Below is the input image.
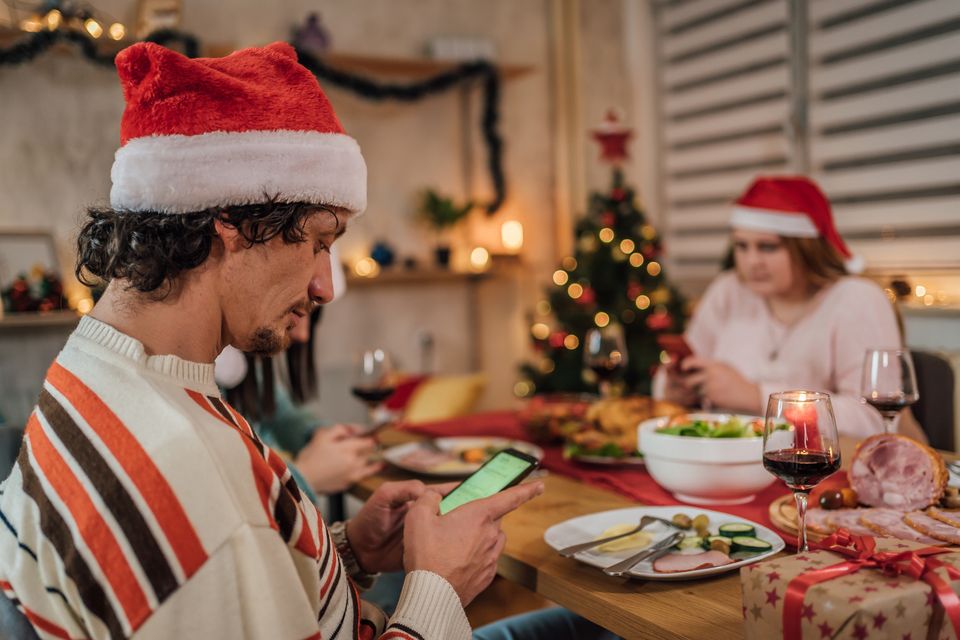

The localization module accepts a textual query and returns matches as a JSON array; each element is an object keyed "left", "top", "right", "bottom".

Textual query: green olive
[
  {"left": 672, "top": 514, "right": 693, "bottom": 529},
  {"left": 691, "top": 514, "right": 709, "bottom": 532}
]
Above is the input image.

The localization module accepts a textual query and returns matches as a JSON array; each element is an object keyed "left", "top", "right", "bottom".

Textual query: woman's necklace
[
  {"left": 768, "top": 321, "right": 800, "bottom": 361},
  {"left": 766, "top": 300, "right": 812, "bottom": 361}
]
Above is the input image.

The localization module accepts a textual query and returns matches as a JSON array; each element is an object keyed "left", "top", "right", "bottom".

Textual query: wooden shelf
[
  {"left": 0, "top": 310, "right": 80, "bottom": 329},
  {"left": 320, "top": 52, "right": 534, "bottom": 81},
  {"left": 347, "top": 269, "right": 490, "bottom": 288}
]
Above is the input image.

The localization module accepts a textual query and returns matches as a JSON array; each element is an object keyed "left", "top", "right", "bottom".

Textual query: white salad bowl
[{"left": 638, "top": 413, "right": 776, "bottom": 505}]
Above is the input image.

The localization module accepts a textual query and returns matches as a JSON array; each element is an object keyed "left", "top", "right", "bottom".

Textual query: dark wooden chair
[{"left": 910, "top": 350, "right": 955, "bottom": 452}]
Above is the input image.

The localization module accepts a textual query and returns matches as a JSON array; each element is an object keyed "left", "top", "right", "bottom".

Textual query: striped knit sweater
[{"left": 0, "top": 317, "right": 470, "bottom": 640}]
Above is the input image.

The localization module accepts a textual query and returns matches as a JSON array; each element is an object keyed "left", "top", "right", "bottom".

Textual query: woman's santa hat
[
  {"left": 110, "top": 42, "right": 365, "bottom": 215},
  {"left": 730, "top": 176, "right": 863, "bottom": 273}
]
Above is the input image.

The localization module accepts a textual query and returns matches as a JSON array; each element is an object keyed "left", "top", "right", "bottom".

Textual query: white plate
[
  {"left": 383, "top": 437, "right": 544, "bottom": 477},
  {"left": 544, "top": 505, "right": 784, "bottom": 580}
]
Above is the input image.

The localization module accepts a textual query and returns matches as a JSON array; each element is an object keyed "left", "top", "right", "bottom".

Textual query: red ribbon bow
[{"left": 783, "top": 528, "right": 960, "bottom": 640}]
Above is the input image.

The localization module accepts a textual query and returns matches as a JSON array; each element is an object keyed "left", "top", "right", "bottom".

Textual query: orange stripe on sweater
[
  {"left": 47, "top": 363, "right": 207, "bottom": 577},
  {"left": 22, "top": 606, "right": 77, "bottom": 640},
  {"left": 301, "top": 634, "right": 321, "bottom": 640},
  {"left": 27, "top": 415, "right": 149, "bottom": 627},
  {"left": 224, "top": 403, "right": 255, "bottom": 437},
  {"left": 185, "top": 389, "right": 236, "bottom": 428}
]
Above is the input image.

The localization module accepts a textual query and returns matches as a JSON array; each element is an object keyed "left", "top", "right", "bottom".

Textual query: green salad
[
  {"left": 656, "top": 416, "right": 763, "bottom": 438},
  {"left": 563, "top": 442, "right": 643, "bottom": 459}
]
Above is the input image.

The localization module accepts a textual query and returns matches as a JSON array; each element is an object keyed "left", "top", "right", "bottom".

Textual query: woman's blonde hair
[{"left": 782, "top": 236, "right": 848, "bottom": 289}]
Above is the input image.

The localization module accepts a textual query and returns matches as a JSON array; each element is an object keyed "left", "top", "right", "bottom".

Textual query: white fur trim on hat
[
  {"left": 729, "top": 206, "right": 819, "bottom": 238},
  {"left": 110, "top": 130, "right": 367, "bottom": 215}
]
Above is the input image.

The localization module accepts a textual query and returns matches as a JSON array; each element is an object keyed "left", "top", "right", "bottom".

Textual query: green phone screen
[{"left": 439, "top": 451, "right": 535, "bottom": 515}]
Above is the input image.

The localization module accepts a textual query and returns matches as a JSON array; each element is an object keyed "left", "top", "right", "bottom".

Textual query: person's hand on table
[
  {"left": 402, "top": 481, "right": 545, "bottom": 606},
  {"left": 294, "top": 424, "right": 383, "bottom": 494},
  {"left": 679, "top": 357, "right": 762, "bottom": 414}
]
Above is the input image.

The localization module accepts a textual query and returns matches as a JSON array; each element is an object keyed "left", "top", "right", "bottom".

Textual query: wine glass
[
  {"left": 860, "top": 349, "right": 919, "bottom": 433},
  {"left": 583, "top": 322, "right": 628, "bottom": 398},
  {"left": 351, "top": 348, "right": 395, "bottom": 428},
  {"left": 762, "top": 391, "right": 841, "bottom": 552}
]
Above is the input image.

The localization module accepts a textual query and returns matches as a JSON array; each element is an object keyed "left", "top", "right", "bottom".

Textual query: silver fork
[
  {"left": 557, "top": 515, "right": 679, "bottom": 558},
  {"left": 603, "top": 531, "right": 686, "bottom": 577}
]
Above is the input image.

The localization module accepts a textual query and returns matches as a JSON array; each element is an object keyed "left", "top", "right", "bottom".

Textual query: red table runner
[{"left": 399, "top": 410, "right": 845, "bottom": 542}]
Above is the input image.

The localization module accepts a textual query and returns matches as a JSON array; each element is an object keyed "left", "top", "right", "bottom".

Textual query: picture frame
[{"left": 0, "top": 229, "right": 60, "bottom": 290}]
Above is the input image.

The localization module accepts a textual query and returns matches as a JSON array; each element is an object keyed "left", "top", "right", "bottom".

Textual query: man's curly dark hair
[{"left": 76, "top": 200, "right": 321, "bottom": 298}]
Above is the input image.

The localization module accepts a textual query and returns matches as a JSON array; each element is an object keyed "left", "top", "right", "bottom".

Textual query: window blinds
[
  {"left": 808, "top": 0, "right": 960, "bottom": 270},
  {"left": 654, "top": 0, "right": 960, "bottom": 292}
]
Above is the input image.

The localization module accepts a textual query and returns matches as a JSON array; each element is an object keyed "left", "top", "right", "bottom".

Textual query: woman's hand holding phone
[{"left": 402, "top": 481, "right": 544, "bottom": 606}]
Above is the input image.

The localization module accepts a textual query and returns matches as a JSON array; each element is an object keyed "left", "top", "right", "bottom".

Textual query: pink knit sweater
[{"left": 685, "top": 272, "right": 900, "bottom": 437}]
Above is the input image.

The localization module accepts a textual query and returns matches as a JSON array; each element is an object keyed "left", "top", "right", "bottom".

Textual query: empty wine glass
[
  {"left": 762, "top": 391, "right": 841, "bottom": 552},
  {"left": 584, "top": 322, "right": 628, "bottom": 398},
  {"left": 860, "top": 349, "right": 919, "bottom": 434},
  {"left": 351, "top": 348, "right": 395, "bottom": 428}
]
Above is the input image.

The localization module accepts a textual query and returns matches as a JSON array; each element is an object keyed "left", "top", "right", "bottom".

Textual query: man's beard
[{"left": 247, "top": 326, "right": 289, "bottom": 356}]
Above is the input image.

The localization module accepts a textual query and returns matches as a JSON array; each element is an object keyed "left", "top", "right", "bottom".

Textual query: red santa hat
[
  {"left": 110, "top": 42, "right": 366, "bottom": 215},
  {"left": 730, "top": 176, "right": 863, "bottom": 273}
]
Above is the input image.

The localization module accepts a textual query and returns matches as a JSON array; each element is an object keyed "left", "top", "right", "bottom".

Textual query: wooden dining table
[{"left": 352, "top": 428, "right": 956, "bottom": 640}]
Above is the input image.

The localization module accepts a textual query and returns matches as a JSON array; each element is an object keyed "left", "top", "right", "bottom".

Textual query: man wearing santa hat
[
  {"left": 660, "top": 176, "right": 907, "bottom": 438},
  {"left": 0, "top": 42, "right": 545, "bottom": 639}
]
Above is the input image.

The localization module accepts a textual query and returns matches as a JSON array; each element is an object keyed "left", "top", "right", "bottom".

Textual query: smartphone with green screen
[{"left": 439, "top": 448, "right": 540, "bottom": 515}]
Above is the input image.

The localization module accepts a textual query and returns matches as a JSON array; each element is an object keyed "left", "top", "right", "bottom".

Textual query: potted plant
[{"left": 417, "top": 189, "right": 473, "bottom": 268}]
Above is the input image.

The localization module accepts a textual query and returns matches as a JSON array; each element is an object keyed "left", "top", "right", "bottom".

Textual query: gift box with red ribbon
[{"left": 741, "top": 529, "right": 960, "bottom": 640}]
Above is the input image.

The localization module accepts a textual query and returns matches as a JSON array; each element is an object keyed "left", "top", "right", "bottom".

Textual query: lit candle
[{"left": 500, "top": 221, "right": 523, "bottom": 253}]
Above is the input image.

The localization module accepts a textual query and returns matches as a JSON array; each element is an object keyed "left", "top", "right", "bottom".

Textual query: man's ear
[{"left": 214, "top": 217, "right": 245, "bottom": 253}]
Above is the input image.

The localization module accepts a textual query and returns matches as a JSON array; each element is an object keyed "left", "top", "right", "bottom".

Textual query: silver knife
[
  {"left": 557, "top": 515, "right": 677, "bottom": 558},
  {"left": 603, "top": 531, "right": 685, "bottom": 577}
]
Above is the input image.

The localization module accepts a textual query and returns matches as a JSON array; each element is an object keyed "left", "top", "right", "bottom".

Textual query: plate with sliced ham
[{"left": 544, "top": 506, "right": 785, "bottom": 580}]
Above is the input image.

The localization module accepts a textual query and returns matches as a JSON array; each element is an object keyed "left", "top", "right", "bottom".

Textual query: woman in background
[{"left": 661, "top": 176, "right": 914, "bottom": 439}]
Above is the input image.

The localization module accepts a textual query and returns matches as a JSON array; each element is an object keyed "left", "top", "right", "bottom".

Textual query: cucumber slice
[
  {"left": 719, "top": 523, "right": 756, "bottom": 538},
  {"left": 731, "top": 536, "right": 773, "bottom": 553}
]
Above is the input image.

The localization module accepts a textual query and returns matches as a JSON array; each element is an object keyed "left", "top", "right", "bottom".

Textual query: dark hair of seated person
[{"left": 75, "top": 199, "right": 318, "bottom": 299}]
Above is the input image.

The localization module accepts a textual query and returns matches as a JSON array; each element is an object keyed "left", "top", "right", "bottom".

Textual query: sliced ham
[
  {"left": 653, "top": 551, "right": 734, "bottom": 573},
  {"left": 859, "top": 508, "right": 947, "bottom": 546},
  {"left": 849, "top": 435, "right": 946, "bottom": 511},
  {"left": 804, "top": 508, "right": 836, "bottom": 534},
  {"left": 903, "top": 511, "right": 960, "bottom": 545},
  {"left": 927, "top": 506, "right": 960, "bottom": 528},
  {"left": 824, "top": 509, "right": 880, "bottom": 537}
]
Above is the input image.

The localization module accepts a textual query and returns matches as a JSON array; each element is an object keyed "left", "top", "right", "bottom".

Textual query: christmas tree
[{"left": 518, "top": 111, "right": 686, "bottom": 397}]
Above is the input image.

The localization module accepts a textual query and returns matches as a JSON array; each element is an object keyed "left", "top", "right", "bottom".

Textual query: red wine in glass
[
  {"left": 865, "top": 394, "right": 916, "bottom": 420},
  {"left": 351, "top": 386, "right": 395, "bottom": 407},
  {"left": 588, "top": 361, "right": 623, "bottom": 383},
  {"left": 763, "top": 449, "right": 840, "bottom": 491}
]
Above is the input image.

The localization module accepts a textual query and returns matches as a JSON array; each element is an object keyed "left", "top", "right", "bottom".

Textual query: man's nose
[{"left": 308, "top": 254, "right": 335, "bottom": 306}]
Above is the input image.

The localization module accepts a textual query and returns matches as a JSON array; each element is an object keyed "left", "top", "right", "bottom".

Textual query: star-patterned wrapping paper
[{"left": 741, "top": 538, "right": 960, "bottom": 640}]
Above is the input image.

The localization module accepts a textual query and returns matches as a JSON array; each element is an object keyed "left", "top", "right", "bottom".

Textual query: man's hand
[
  {"left": 294, "top": 424, "right": 382, "bottom": 494},
  {"left": 680, "top": 357, "right": 762, "bottom": 414},
  {"left": 402, "top": 481, "right": 544, "bottom": 606},
  {"left": 345, "top": 480, "right": 428, "bottom": 574}
]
